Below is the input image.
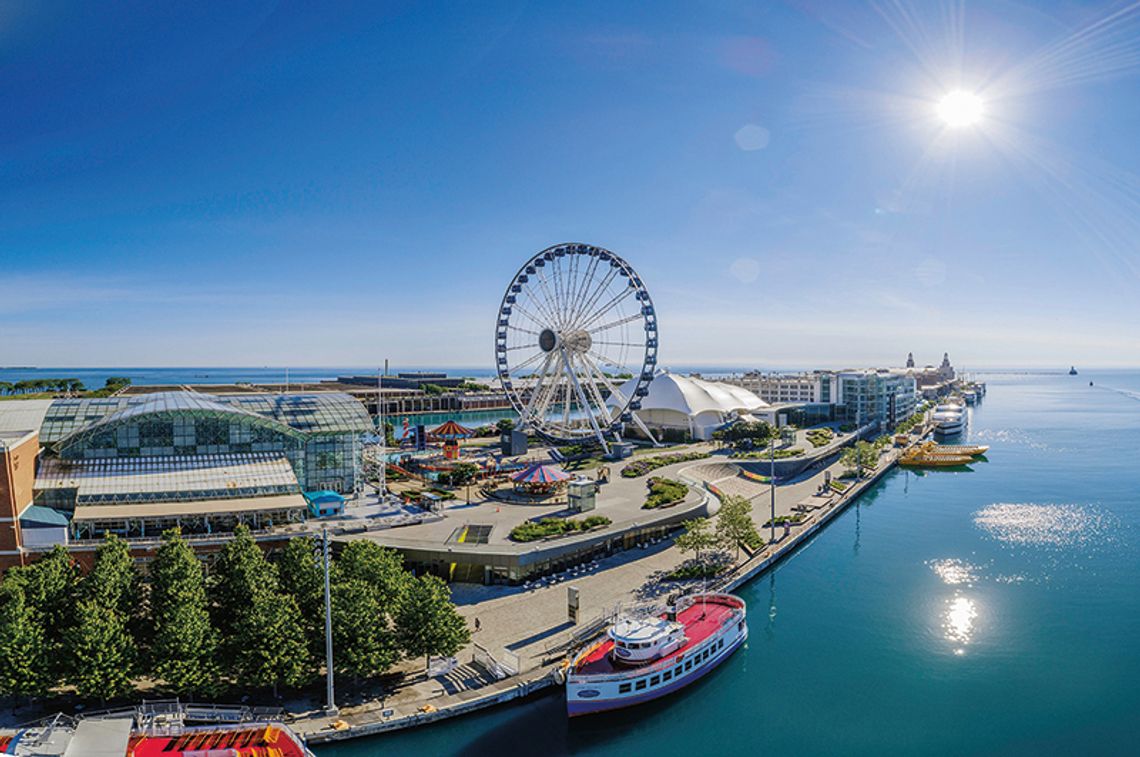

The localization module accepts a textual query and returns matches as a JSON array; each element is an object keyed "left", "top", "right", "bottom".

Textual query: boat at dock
[
  {"left": 0, "top": 703, "right": 314, "bottom": 757},
  {"left": 931, "top": 402, "right": 966, "bottom": 436},
  {"left": 899, "top": 441, "right": 988, "bottom": 468},
  {"left": 566, "top": 592, "right": 747, "bottom": 717}
]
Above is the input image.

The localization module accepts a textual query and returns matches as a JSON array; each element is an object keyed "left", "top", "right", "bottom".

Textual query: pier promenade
[{"left": 297, "top": 439, "right": 912, "bottom": 745}]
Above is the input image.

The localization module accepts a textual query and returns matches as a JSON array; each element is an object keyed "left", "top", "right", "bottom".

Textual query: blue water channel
[{"left": 317, "top": 370, "right": 1140, "bottom": 756}]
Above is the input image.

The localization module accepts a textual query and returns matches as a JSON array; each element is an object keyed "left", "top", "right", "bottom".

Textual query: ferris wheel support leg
[
  {"left": 561, "top": 349, "right": 611, "bottom": 456},
  {"left": 629, "top": 411, "right": 661, "bottom": 447}
]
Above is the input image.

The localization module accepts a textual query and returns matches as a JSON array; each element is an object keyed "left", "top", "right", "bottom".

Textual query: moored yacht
[
  {"left": 566, "top": 593, "right": 747, "bottom": 716},
  {"left": 931, "top": 402, "right": 965, "bottom": 436}
]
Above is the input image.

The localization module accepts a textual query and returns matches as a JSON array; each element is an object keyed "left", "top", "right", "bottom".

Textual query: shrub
[
  {"left": 806, "top": 428, "right": 834, "bottom": 448},
  {"left": 665, "top": 557, "right": 730, "bottom": 580},
  {"left": 829, "top": 480, "right": 849, "bottom": 492},
  {"left": 730, "top": 448, "right": 804, "bottom": 460},
  {"left": 762, "top": 514, "right": 805, "bottom": 528},
  {"left": 643, "top": 478, "right": 689, "bottom": 509},
  {"left": 620, "top": 451, "right": 710, "bottom": 478},
  {"left": 509, "top": 516, "right": 612, "bottom": 542}
]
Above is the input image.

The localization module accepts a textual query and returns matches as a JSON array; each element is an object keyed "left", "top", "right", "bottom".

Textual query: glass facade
[{"left": 39, "top": 391, "right": 371, "bottom": 496}]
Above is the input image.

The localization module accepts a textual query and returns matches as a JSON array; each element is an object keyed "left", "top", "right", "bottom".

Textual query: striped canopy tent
[
  {"left": 510, "top": 462, "right": 573, "bottom": 494},
  {"left": 428, "top": 420, "right": 476, "bottom": 440}
]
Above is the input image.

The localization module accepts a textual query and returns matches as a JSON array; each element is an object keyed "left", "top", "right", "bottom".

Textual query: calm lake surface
[{"left": 316, "top": 370, "right": 1140, "bottom": 756}]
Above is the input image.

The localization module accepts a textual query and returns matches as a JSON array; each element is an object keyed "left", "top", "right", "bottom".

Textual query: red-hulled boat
[
  {"left": 0, "top": 707, "right": 313, "bottom": 756},
  {"left": 566, "top": 592, "right": 747, "bottom": 717}
]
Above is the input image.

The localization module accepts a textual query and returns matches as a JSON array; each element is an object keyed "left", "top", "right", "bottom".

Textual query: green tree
[
  {"left": 8, "top": 546, "right": 80, "bottom": 680},
  {"left": 449, "top": 462, "right": 480, "bottom": 486},
  {"left": 335, "top": 541, "right": 410, "bottom": 610},
  {"left": 150, "top": 529, "right": 218, "bottom": 696},
  {"left": 715, "top": 495, "right": 763, "bottom": 562},
  {"left": 0, "top": 582, "right": 51, "bottom": 703},
  {"left": 840, "top": 446, "right": 860, "bottom": 477},
  {"left": 86, "top": 534, "right": 138, "bottom": 619},
  {"left": 675, "top": 517, "right": 717, "bottom": 566},
  {"left": 331, "top": 580, "right": 398, "bottom": 687},
  {"left": 211, "top": 525, "right": 276, "bottom": 642},
  {"left": 233, "top": 590, "right": 311, "bottom": 698},
  {"left": 65, "top": 598, "right": 136, "bottom": 705},
  {"left": 495, "top": 418, "right": 515, "bottom": 434},
  {"left": 276, "top": 537, "right": 325, "bottom": 655},
  {"left": 395, "top": 574, "right": 470, "bottom": 673},
  {"left": 0, "top": 381, "right": 12, "bottom": 395}
]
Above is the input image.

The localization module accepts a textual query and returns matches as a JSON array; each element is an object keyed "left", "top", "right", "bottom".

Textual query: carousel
[{"left": 510, "top": 462, "right": 573, "bottom": 497}]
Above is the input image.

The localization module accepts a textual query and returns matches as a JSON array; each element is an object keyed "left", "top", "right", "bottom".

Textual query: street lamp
[
  {"left": 769, "top": 435, "right": 776, "bottom": 543},
  {"left": 321, "top": 526, "right": 338, "bottom": 716}
]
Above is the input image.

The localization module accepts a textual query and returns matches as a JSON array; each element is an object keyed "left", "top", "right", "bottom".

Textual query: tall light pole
[
  {"left": 322, "top": 526, "right": 338, "bottom": 716},
  {"left": 377, "top": 366, "right": 386, "bottom": 501},
  {"left": 769, "top": 435, "right": 776, "bottom": 543}
]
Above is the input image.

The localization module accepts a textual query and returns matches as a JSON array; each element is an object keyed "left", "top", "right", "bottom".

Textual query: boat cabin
[{"left": 610, "top": 616, "right": 686, "bottom": 664}]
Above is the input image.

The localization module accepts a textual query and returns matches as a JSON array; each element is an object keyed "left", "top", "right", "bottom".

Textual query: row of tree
[
  {"left": 0, "top": 527, "right": 469, "bottom": 705},
  {"left": 0, "top": 379, "right": 85, "bottom": 395},
  {"left": 840, "top": 438, "right": 890, "bottom": 478},
  {"left": 675, "top": 495, "right": 764, "bottom": 566},
  {"left": 0, "top": 377, "right": 132, "bottom": 397},
  {"left": 711, "top": 420, "right": 776, "bottom": 450}
]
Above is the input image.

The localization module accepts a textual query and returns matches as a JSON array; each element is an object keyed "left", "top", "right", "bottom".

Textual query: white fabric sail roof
[{"left": 611, "top": 370, "right": 769, "bottom": 417}]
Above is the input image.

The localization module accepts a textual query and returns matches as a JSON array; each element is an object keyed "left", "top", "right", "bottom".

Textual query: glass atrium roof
[{"left": 39, "top": 391, "right": 372, "bottom": 444}]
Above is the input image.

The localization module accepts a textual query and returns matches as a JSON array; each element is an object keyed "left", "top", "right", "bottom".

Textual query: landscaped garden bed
[
  {"left": 620, "top": 451, "right": 710, "bottom": 478},
  {"left": 731, "top": 448, "right": 804, "bottom": 460},
  {"left": 643, "top": 477, "right": 689, "bottom": 509},
  {"left": 806, "top": 428, "right": 834, "bottom": 448},
  {"left": 509, "top": 515, "right": 612, "bottom": 542},
  {"left": 762, "top": 513, "right": 806, "bottom": 528}
]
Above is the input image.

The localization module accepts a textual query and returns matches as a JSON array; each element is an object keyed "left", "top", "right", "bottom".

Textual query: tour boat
[{"left": 565, "top": 592, "right": 747, "bottom": 717}]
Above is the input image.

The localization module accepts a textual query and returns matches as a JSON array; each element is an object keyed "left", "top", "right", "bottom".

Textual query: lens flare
[{"left": 936, "top": 90, "right": 984, "bottom": 127}]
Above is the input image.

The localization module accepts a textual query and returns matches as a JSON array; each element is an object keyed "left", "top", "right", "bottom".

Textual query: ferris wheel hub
[{"left": 561, "top": 329, "right": 592, "bottom": 354}]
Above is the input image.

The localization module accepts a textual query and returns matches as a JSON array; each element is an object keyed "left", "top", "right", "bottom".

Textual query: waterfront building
[
  {"left": 834, "top": 369, "right": 917, "bottom": 429},
  {"left": 721, "top": 368, "right": 917, "bottom": 430},
  {"left": 721, "top": 371, "right": 837, "bottom": 405},
  {"left": 907, "top": 352, "right": 957, "bottom": 399},
  {"left": 0, "top": 390, "right": 371, "bottom": 570}
]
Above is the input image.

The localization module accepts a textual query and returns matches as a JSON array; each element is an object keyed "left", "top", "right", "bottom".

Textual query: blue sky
[{"left": 3, "top": 0, "right": 1139, "bottom": 369}]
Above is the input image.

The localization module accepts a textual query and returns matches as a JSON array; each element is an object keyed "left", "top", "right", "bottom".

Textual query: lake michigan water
[{"left": 312, "top": 370, "right": 1140, "bottom": 756}]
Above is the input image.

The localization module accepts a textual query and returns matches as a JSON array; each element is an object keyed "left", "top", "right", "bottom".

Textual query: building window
[
  {"left": 619, "top": 683, "right": 631, "bottom": 694},
  {"left": 635, "top": 680, "right": 647, "bottom": 691},
  {"left": 650, "top": 675, "right": 660, "bottom": 686},
  {"left": 663, "top": 671, "right": 672, "bottom": 681}
]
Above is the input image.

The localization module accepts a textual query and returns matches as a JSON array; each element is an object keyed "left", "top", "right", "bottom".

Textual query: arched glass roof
[{"left": 40, "top": 390, "right": 372, "bottom": 445}]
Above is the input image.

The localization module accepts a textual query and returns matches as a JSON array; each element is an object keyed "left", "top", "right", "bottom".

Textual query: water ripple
[
  {"left": 927, "top": 558, "right": 981, "bottom": 586},
  {"left": 973, "top": 503, "right": 1119, "bottom": 548}
]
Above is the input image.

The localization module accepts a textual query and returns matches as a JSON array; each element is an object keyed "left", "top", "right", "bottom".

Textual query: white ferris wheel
[{"left": 494, "top": 243, "right": 659, "bottom": 453}]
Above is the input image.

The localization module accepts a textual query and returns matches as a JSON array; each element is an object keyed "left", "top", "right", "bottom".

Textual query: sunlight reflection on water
[
  {"left": 974, "top": 503, "right": 1118, "bottom": 548},
  {"left": 927, "top": 558, "right": 980, "bottom": 586}
]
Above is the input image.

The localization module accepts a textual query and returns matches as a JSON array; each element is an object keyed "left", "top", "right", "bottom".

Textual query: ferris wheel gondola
[{"left": 494, "top": 243, "right": 659, "bottom": 453}]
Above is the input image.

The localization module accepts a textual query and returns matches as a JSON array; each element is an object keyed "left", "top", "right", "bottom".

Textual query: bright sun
[{"left": 937, "top": 90, "right": 984, "bottom": 127}]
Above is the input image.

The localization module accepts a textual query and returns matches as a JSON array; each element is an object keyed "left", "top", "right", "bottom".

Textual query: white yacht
[{"left": 931, "top": 402, "right": 966, "bottom": 436}]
